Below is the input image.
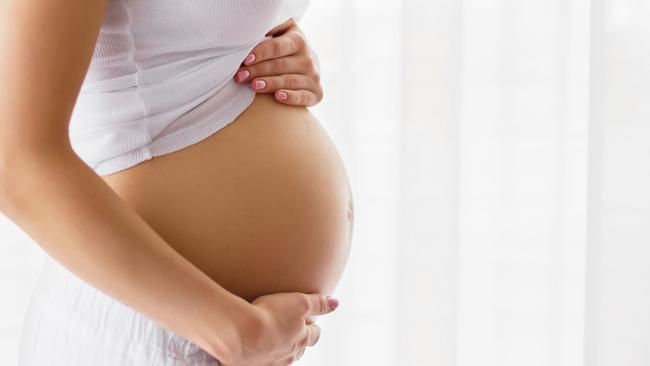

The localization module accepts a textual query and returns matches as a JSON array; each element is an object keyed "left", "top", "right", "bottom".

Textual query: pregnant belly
[{"left": 100, "top": 93, "right": 353, "bottom": 303}]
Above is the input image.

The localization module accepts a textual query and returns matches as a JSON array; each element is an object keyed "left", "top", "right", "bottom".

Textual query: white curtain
[
  {"left": 2, "top": 0, "right": 650, "bottom": 365},
  {"left": 300, "top": 0, "right": 649, "bottom": 365}
]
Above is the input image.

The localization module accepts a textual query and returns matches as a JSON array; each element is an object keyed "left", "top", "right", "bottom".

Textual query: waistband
[{"left": 29, "top": 257, "right": 219, "bottom": 364}]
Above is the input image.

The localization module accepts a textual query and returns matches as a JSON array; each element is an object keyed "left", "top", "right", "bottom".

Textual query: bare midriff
[{"left": 100, "top": 93, "right": 353, "bottom": 303}]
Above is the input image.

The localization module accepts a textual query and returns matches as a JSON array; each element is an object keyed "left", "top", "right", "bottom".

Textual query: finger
[
  {"left": 295, "top": 348, "right": 306, "bottom": 361},
  {"left": 250, "top": 74, "right": 317, "bottom": 94},
  {"left": 303, "top": 294, "right": 338, "bottom": 316},
  {"left": 305, "top": 315, "right": 316, "bottom": 325},
  {"left": 277, "top": 352, "right": 302, "bottom": 365},
  {"left": 243, "top": 31, "right": 305, "bottom": 65},
  {"left": 306, "top": 324, "right": 321, "bottom": 347},
  {"left": 265, "top": 17, "right": 297, "bottom": 37},
  {"left": 237, "top": 55, "right": 314, "bottom": 81},
  {"left": 274, "top": 89, "right": 321, "bottom": 107}
]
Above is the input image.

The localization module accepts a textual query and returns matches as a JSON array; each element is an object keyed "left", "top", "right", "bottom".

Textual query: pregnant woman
[{"left": 0, "top": 0, "right": 353, "bottom": 365}]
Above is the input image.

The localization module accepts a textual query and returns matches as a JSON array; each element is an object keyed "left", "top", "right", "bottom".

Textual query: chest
[{"left": 123, "top": 0, "right": 285, "bottom": 48}]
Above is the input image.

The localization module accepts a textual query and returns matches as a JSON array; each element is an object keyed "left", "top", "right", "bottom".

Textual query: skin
[
  {"left": 101, "top": 93, "right": 353, "bottom": 304},
  {"left": 0, "top": 1, "right": 349, "bottom": 365},
  {"left": 234, "top": 17, "right": 324, "bottom": 107}
]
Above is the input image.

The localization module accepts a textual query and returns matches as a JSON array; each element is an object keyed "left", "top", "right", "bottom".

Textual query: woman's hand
[
  {"left": 234, "top": 17, "right": 323, "bottom": 107},
  {"left": 221, "top": 292, "right": 339, "bottom": 365}
]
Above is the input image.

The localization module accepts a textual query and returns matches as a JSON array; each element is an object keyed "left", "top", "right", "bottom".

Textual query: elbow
[
  {"left": 0, "top": 146, "right": 75, "bottom": 215},
  {"left": 0, "top": 166, "right": 18, "bottom": 216},
  {"left": 0, "top": 152, "right": 17, "bottom": 211},
  {"left": 0, "top": 153, "right": 27, "bottom": 215}
]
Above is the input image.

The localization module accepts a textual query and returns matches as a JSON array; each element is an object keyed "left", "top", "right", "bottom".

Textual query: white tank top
[{"left": 68, "top": 0, "right": 310, "bottom": 176}]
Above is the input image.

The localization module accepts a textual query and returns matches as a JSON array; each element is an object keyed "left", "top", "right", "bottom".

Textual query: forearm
[{"left": 0, "top": 146, "right": 256, "bottom": 361}]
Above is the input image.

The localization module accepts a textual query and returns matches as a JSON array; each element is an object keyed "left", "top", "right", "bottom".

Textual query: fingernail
[
  {"left": 277, "top": 91, "right": 288, "bottom": 101},
  {"left": 327, "top": 296, "right": 339, "bottom": 311},
  {"left": 236, "top": 70, "right": 250, "bottom": 82},
  {"left": 254, "top": 80, "right": 266, "bottom": 90},
  {"left": 244, "top": 53, "right": 256, "bottom": 65}
]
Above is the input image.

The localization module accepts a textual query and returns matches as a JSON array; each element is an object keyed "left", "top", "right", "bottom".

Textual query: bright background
[{"left": 2, "top": 0, "right": 650, "bottom": 365}]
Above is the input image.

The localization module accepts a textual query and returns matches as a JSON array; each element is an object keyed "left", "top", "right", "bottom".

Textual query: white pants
[{"left": 18, "top": 256, "right": 221, "bottom": 366}]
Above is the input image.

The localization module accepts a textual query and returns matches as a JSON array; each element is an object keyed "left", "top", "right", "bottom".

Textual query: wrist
[{"left": 198, "top": 292, "right": 262, "bottom": 364}]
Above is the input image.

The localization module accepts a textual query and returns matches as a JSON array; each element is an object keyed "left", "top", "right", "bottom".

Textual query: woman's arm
[{"left": 0, "top": 0, "right": 257, "bottom": 361}]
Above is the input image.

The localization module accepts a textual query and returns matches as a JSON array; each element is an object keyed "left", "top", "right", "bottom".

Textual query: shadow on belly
[{"left": 101, "top": 93, "right": 353, "bottom": 302}]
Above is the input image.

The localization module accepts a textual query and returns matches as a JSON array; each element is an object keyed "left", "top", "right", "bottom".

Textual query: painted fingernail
[
  {"left": 277, "top": 91, "right": 288, "bottom": 101},
  {"left": 327, "top": 296, "right": 339, "bottom": 311},
  {"left": 236, "top": 70, "right": 250, "bottom": 82},
  {"left": 254, "top": 80, "right": 266, "bottom": 90},
  {"left": 244, "top": 53, "right": 256, "bottom": 65}
]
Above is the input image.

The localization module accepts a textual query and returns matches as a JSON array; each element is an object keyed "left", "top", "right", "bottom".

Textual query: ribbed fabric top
[{"left": 68, "top": 0, "right": 310, "bottom": 176}]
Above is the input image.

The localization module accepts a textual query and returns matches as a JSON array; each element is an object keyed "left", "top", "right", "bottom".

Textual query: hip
[{"left": 18, "top": 257, "right": 220, "bottom": 366}]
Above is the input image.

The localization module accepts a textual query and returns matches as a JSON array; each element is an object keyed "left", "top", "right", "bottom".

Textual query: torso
[{"left": 100, "top": 93, "right": 353, "bottom": 302}]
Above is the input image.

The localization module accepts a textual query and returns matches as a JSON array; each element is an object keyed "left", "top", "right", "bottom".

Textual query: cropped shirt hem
[
  {"left": 93, "top": 81, "right": 255, "bottom": 176},
  {"left": 67, "top": 0, "right": 311, "bottom": 176}
]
